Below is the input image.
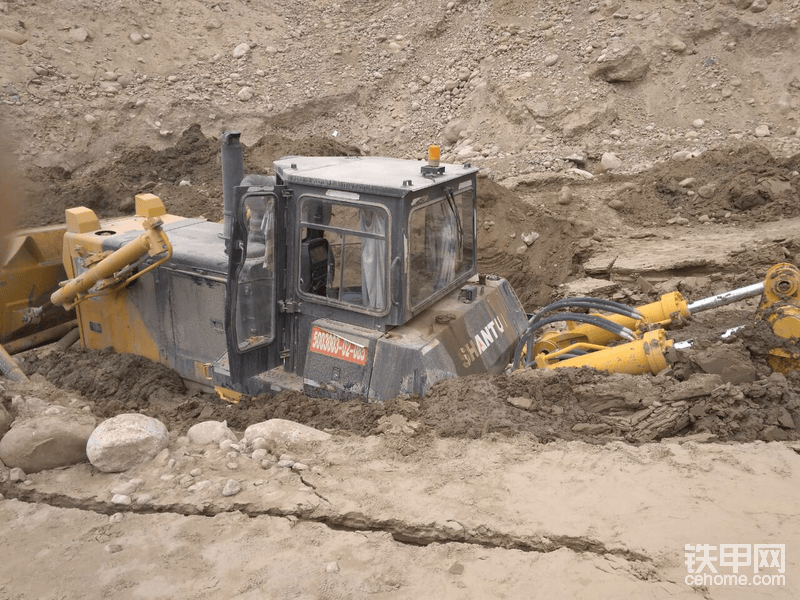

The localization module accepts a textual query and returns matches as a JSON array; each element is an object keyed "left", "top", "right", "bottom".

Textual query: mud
[{"left": 18, "top": 342, "right": 799, "bottom": 444}]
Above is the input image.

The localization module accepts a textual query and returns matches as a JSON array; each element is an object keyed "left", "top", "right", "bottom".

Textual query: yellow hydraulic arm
[
  {"left": 514, "top": 263, "right": 800, "bottom": 375},
  {"left": 50, "top": 216, "right": 172, "bottom": 310}
]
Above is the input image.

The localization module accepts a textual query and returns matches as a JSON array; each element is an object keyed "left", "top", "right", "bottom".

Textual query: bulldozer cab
[{"left": 225, "top": 155, "right": 479, "bottom": 386}]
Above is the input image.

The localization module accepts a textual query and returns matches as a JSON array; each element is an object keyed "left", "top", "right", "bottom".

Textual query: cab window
[
  {"left": 299, "top": 198, "right": 389, "bottom": 313},
  {"left": 409, "top": 187, "right": 475, "bottom": 309},
  {"left": 232, "top": 194, "right": 275, "bottom": 350}
]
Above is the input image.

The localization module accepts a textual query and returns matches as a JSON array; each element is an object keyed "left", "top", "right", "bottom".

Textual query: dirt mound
[
  {"left": 20, "top": 347, "right": 187, "bottom": 420},
  {"left": 612, "top": 144, "right": 800, "bottom": 227},
  {"left": 18, "top": 125, "right": 362, "bottom": 228},
  {"left": 476, "top": 177, "right": 582, "bottom": 308},
  {"left": 18, "top": 342, "right": 799, "bottom": 444}
]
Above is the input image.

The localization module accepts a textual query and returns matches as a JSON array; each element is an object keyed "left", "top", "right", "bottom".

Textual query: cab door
[{"left": 224, "top": 187, "right": 285, "bottom": 382}]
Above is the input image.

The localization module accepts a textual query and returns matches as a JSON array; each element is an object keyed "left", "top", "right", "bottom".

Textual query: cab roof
[{"left": 273, "top": 156, "right": 478, "bottom": 198}]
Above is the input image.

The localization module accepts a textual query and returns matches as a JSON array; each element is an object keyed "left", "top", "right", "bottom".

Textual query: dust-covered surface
[{"left": 3, "top": 0, "right": 800, "bottom": 596}]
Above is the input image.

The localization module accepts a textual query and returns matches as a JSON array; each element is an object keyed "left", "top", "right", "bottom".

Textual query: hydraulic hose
[{"left": 513, "top": 312, "right": 635, "bottom": 369}]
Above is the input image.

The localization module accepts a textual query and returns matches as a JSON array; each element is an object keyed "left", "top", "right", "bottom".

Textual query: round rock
[
  {"left": 86, "top": 414, "right": 169, "bottom": 473},
  {"left": 222, "top": 479, "right": 241, "bottom": 497},
  {"left": 186, "top": 421, "right": 237, "bottom": 446},
  {"left": 129, "top": 33, "right": 144, "bottom": 45},
  {"left": 0, "top": 413, "right": 96, "bottom": 473},
  {"left": 232, "top": 43, "right": 250, "bottom": 58}
]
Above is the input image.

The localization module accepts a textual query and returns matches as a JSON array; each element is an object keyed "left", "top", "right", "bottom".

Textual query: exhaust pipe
[{"left": 221, "top": 131, "right": 244, "bottom": 253}]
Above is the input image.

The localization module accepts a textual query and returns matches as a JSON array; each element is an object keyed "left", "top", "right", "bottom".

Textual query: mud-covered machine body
[{"left": 43, "top": 134, "right": 527, "bottom": 400}]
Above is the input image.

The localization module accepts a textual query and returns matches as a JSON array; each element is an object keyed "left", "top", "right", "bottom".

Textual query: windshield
[{"left": 409, "top": 187, "right": 475, "bottom": 308}]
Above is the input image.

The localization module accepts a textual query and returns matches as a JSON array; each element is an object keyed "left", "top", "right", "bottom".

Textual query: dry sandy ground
[{"left": 2, "top": 436, "right": 799, "bottom": 599}]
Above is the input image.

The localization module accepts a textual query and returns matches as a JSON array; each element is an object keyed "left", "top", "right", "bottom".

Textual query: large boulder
[
  {"left": 186, "top": 420, "right": 237, "bottom": 446},
  {"left": 589, "top": 45, "right": 649, "bottom": 82},
  {"left": 0, "top": 413, "right": 96, "bottom": 473},
  {"left": 86, "top": 413, "right": 169, "bottom": 473},
  {"left": 243, "top": 419, "right": 331, "bottom": 453}
]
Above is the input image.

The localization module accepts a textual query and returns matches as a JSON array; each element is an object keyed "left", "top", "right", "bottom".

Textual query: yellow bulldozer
[{"left": 1, "top": 134, "right": 798, "bottom": 398}]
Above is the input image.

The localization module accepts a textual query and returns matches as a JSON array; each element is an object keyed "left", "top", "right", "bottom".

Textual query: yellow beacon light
[{"left": 428, "top": 144, "right": 441, "bottom": 167}]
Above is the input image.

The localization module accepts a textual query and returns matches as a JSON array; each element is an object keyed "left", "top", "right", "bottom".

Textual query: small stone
[
  {"left": 111, "top": 481, "right": 139, "bottom": 496},
  {"left": 521, "top": 232, "right": 539, "bottom": 246},
  {"left": 516, "top": 245, "right": 528, "bottom": 255},
  {"left": 237, "top": 87, "right": 254, "bottom": 101},
  {"left": 0, "top": 29, "right": 28, "bottom": 45},
  {"left": 600, "top": 152, "right": 622, "bottom": 171},
  {"left": 105, "top": 543, "right": 122, "bottom": 554},
  {"left": 261, "top": 459, "right": 273, "bottom": 469},
  {"left": 697, "top": 184, "right": 716, "bottom": 199},
  {"left": 190, "top": 468, "right": 202, "bottom": 477},
  {"left": 232, "top": 43, "right": 250, "bottom": 58},
  {"left": 226, "top": 462, "right": 239, "bottom": 470},
  {"left": 187, "top": 480, "right": 211, "bottom": 493},
  {"left": 222, "top": 479, "right": 241, "bottom": 497},
  {"left": 544, "top": 54, "right": 559, "bottom": 66},
  {"left": 112, "top": 494, "right": 131, "bottom": 506},
  {"left": 507, "top": 396, "right": 532, "bottom": 410},
  {"left": 251, "top": 449, "right": 268, "bottom": 462},
  {"left": 99, "top": 81, "right": 122, "bottom": 94},
  {"left": 9, "top": 467, "right": 25, "bottom": 482},
  {"left": 668, "top": 38, "right": 687, "bottom": 53},
  {"left": 109, "top": 513, "right": 124, "bottom": 524},
  {"left": 558, "top": 186, "right": 573, "bottom": 205},
  {"left": 679, "top": 178, "right": 696, "bottom": 187},
  {"left": 672, "top": 150, "right": 696, "bottom": 161},
  {"left": 449, "top": 562, "right": 465, "bottom": 575},
  {"left": 129, "top": 33, "right": 144, "bottom": 45},
  {"left": 608, "top": 199, "right": 625, "bottom": 211},
  {"left": 325, "top": 561, "right": 340, "bottom": 573},
  {"left": 754, "top": 125, "right": 770, "bottom": 137},
  {"left": 251, "top": 437, "right": 268, "bottom": 450},
  {"left": 70, "top": 28, "right": 90, "bottom": 42},
  {"left": 698, "top": 214, "right": 711, "bottom": 223},
  {"left": 692, "top": 119, "right": 705, "bottom": 129},
  {"left": 84, "top": 114, "right": 96, "bottom": 124},
  {"left": 750, "top": 0, "right": 768, "bottom": 12},
  {"left": 778, "top": 409, "right": 795, "bottom": 430},
  {"left": 292, "top": 462, "right": 309, "bottom": 472},
  {"left": 135, "top": 493, "right": 154, "bottom": 505},
  {"left": 278, "top": 459, "right": 295, "bottom": 468}
]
